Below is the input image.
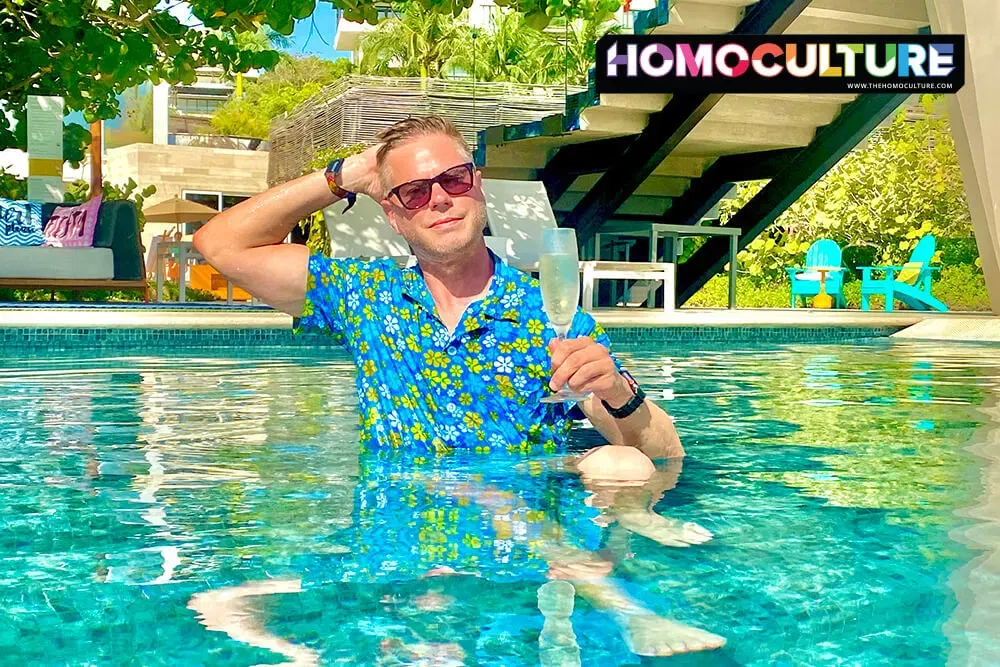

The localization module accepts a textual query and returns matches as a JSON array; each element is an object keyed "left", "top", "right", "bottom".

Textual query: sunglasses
[{"left": 388, "top": 162, "right": 475, "bottom": 210}]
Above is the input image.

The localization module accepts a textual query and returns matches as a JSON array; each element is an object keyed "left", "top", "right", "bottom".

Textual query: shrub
[
  {"left": 717, "top": 96, "right": 976, "bottom": 282},
  {"left": 685, "top": 263, "right": 991, "bottom": 311}
]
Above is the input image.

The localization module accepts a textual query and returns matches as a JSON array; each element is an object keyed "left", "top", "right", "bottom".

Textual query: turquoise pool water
[{"left": 1, "top": 340, "right": 998, "bottom": 665}]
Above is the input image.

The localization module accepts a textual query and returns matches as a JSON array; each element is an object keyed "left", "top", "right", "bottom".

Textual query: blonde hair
[{"left": 375, "top": 116, "right": 472, "bottom": 190}]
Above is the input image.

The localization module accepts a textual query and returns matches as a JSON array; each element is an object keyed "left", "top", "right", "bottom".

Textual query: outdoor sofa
[{"left": 0, "top": 200, "right": 148, "bottom": 299}]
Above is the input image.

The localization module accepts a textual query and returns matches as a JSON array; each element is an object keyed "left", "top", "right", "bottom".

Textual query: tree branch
[
  {"left": 4, "top": 0, "right": 39, "bottom": 38},
  {"left": 91, "top": 9, "right": 143, "bottom": 28},
  {"left": 0, "top": 67, "right": 51, "bottom": 99}
]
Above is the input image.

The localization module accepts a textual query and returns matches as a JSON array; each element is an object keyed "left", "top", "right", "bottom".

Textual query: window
[
  {"left": 222, "top": 195, "right": 250, "bottom": 210},
  {"left": 175, "top": 97, "right": 225, "bottom": 114},
  {"left": 182, "top": 191, "right": 251, "bottom": 234}
]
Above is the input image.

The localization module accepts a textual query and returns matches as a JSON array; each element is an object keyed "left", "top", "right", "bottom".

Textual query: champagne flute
[{"left": 539, "top": 228, "right": 590, "bottom": 404}]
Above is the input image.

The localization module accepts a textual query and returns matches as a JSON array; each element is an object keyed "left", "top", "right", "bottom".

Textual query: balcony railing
[{"left": 168, "top": 134, "right": 269, "bottom": 151}]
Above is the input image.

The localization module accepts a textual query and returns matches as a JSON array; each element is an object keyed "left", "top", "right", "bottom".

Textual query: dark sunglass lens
[
  {"left": 440, "top": 166, "right": 473, "bottom": 195},
  {"left": 398, "top": 182, "right": 431, "bottom": 209}
]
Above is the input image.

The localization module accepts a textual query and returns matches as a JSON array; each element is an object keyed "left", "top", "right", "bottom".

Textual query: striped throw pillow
[{"left": 0, "top": 198, "right": 44, "bottom": 246}]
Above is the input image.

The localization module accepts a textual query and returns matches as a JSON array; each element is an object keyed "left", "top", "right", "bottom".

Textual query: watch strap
[
  {"left": 324, "top": 158, "right": 357, "bottom": 213},
  {"left": 601, "top": 371, "right": 647, "bottom": 419}
]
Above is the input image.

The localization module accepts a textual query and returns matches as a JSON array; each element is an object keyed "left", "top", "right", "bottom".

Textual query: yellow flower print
[
  {"left": 423, "top": 369, "right": 451, "bottom": 388},
  {"left": 498, "top": 342, "right": 514, "bottom": 353},
  {"left": 358, "top": 340, "right": 370, "bottom": 354},
  {"left": 464, "top": 357, "right": 484, "bottom": 373},
  {"left": 421, "top": 323, "right": 434, "bottom": 338},
  {"left": 362, "top": 360, "right": 377, "bottom": 376},
  {"left": 496, "top": 377, "right": 516, "bottom": 399},
  {"left": 464, "top": 412, "right": 483, "bottom": 429},
  {"left": 459, "top": 393, "right": 472, "bottom": 406},
  {"left": 513, "top": 338, "right": 529, "bottom": 353},
  {"left": 424, "top": 350, "right": 449, "bottom": 367},
  {"left": 466, "top": 341, "right": 481, "bottom": 354},
  {"left": 449, "top": 364, "right": 463, "bottom": 377},
  {"left": 527, "top": 319, "right": 544, "bottom": 335}
]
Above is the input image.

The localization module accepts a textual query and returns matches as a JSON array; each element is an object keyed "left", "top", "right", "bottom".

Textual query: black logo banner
[{"left": 595, "top": 34, "right": 965, "bottom": 95}]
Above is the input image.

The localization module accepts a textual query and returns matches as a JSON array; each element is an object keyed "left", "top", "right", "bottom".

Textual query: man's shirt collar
[{"left": 400, "top": 249, "right": 526, "bottom": 336}]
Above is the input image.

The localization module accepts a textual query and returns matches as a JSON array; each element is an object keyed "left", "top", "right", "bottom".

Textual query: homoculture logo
[{"left": 595, "top": 35, "right": 965, "bottom": 95}]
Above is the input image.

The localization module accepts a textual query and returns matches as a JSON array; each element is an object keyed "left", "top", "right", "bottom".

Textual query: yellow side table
[{"left": 812, "top": 266, "right": 839, "bottom": 309}]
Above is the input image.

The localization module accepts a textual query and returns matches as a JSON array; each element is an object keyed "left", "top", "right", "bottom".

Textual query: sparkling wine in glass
[{"left": 539, "top": 228, "right": 589, "bottom": 404}]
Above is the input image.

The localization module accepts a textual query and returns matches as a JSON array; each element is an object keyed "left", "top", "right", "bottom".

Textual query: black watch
[{"left": 601, "top": 370, "right": 646, "bottom": 419}]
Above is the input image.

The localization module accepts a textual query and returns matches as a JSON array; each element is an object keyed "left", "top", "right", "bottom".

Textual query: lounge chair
[
  {"left": 482, "top": 179, "right": 675, "bottom": 312},
  {"left": 859, "top": 235, "right": 947, "bottom": 312},
  {"left": 785, "top": 239, "right": 847, "bottom": 308},
  {"left": 322, "top": 197, "right": 414, "bottom": 267}
]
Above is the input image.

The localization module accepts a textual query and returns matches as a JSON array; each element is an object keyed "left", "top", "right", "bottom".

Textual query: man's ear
[{"left": 381, "top": 199, "right": 402, "bottom": 235}]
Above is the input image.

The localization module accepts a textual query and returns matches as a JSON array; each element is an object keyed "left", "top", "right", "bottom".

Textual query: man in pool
[
  {"left": 194, "top": 115, "right": 676, "bottom": 463},
  {"left": 192, "top": 115, "right": 723, "bottom": 658}
]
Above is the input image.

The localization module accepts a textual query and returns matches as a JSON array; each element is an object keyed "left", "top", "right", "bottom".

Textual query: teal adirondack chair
[
  {"left": 786, "top": 239, "right": 847, "bottom": 308},
  {"left": 860, "top": 235, "right": 948, "bottom": 312}
]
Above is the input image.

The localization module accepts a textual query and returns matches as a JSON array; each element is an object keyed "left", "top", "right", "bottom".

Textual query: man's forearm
[
  {"left": 616, "top": 401, "right": 683, "bottom": 459},
  {"left": 592, "top": 375, "right": 684, "bottom": 459},
  {"left": 586, "top": 383, "right": 684, "bottom": 460},
  {"left": 194, "top": 171, "right": 339, "bottom": 260}
]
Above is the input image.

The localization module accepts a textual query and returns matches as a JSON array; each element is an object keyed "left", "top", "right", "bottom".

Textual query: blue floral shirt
[{"left": 296, "top": 250, "right": 621, "bottom": 456}]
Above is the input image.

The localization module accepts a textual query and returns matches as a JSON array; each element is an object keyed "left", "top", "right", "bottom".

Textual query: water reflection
[
  {"left": 1, "top": 342, "right": 999, "bottom": 664},
  {"left": 945, "top": 383, "right": 1000, "bottom": 665},
  {"left": 187, "top": 448, "right": 722, "bottom": 664}
]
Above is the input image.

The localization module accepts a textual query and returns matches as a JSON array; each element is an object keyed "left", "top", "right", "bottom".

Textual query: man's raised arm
[{"left": 192, "top": 146, "right": 380, "bottom": 317}]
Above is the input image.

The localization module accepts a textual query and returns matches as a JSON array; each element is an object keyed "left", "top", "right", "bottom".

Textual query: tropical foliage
[
  {"left": 211, "top": 56, "right": 354, "bottom": 139},
  {"left": 717, "top": 97, "right": 974, "bottom": 282},
  {"left": 357, "top": 3, "right": 618, "bottom": 86},
  {"left": 358, "top": 3, "right": 470, "bottom": 78},
  {"left": 0, "top": 0, "right": 286, "bottom": 157}
]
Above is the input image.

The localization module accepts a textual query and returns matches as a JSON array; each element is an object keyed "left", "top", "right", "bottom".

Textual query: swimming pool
[{"left": 1, "top": 339, "right": 997, "bottom": 665}]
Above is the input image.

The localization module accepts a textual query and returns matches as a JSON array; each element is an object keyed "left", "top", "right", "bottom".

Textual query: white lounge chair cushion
[{"left": 0, "top": 246, "right": 114, "bottom": 279}]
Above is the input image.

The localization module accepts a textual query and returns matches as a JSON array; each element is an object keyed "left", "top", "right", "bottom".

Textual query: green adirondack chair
[
  {"left": 786, "top": 239, "right": 847, "bottom": 308},
  {"left": 860, "top": 235, "right": 948, "bottom": 312}
]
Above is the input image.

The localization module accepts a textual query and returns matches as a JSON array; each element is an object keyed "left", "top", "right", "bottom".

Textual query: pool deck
[{"left": 1, "top": 303, "right": 995, "bottom": 335}]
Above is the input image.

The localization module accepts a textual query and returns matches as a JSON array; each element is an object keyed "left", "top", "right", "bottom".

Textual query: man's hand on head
[
  {"left": 339, "top": 144, "right": 385, "bottom": 200},
  {"left": 548, "top": 337, "right": 633, "bottom": 407}
]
